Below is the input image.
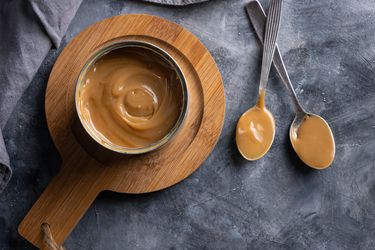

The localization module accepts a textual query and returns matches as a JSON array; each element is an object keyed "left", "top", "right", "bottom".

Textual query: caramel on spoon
[
  {"left": 246, "top": 0, "right": 335, "bottom": 169},
  {"left": 236, "top": 0, "right": 283, "bottom": 160}
]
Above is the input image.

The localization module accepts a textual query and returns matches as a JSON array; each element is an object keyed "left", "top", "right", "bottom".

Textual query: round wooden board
[{"left": 19, "top": 14, "right": 225, "bottom": 247}]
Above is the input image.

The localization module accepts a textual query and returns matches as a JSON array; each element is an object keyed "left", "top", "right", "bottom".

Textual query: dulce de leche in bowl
[{"left": 75, "top": 41, "right": 188, "bottom": 154}]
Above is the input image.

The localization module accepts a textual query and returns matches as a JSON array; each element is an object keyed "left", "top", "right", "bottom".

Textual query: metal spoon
[
  {"left": 246, "top": 0, "right": 336, "bottom": 169},
  {"left": 236, "top": 0, "right": 283, "bottom": 160}
]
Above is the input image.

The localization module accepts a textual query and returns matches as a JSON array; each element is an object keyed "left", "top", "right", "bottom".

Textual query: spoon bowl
[
  {"left": 236, "top": 104, "right": 275, "bottom": 160},
  {"left": 289, "top": 113, "right": 335, "bottom": 169}
]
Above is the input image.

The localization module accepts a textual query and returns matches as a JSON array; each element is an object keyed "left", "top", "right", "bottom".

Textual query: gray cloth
[
  {"left": 0, "top": 0, "right": 208, "bottom": 193},
  {"left": 0, "top": 0, "right": 60, "bottom": 193}
]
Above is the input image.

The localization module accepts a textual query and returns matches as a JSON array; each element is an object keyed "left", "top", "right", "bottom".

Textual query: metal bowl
[{"left": 75, "top": 40, "right": 188, "bottom": 154}]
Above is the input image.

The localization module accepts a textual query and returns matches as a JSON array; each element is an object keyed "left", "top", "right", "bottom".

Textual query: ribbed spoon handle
[{"left": 259, "top": 0, "right": 283, "bottom": 91}]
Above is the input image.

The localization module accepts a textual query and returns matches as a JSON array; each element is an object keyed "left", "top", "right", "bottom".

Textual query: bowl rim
[{"left": 75, "top": 40, "right": 189, "bottom": 154}]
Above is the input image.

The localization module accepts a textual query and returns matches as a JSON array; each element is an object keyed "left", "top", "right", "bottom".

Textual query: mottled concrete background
[{"left": 1, "top": 0, "right": 375, "bottom": 249}]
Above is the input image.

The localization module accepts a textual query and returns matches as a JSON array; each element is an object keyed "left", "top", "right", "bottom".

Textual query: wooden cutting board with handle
[{"left": 18, "top": 14, "right": 225, "bottom": 248}]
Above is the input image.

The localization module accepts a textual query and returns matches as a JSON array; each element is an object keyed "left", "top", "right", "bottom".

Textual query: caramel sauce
[
  {"left": 236, "top": 90, "right": 275, "bottom": 160},
  {"left": 290, "top": 115, "right": 335, "bottom": 169},
  {"left": 77, "top": 47, "right": 183, "bottom": 149}
]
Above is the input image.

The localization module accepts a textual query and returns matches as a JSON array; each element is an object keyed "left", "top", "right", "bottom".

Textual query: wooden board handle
[{"left": 18, "top": 162, "right": 101, "bottom": 248}]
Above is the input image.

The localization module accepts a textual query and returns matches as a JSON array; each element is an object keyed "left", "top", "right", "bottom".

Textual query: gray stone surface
[{"left": 1, "top": 0, "right": 375, "bottom": 249}]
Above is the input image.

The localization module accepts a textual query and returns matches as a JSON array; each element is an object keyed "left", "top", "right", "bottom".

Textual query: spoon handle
[
  {"left": 259, "top": 0, "right": 283, "bottom": 91},
  {"left": 246, "top": 0, "right": 305, "bottom": 115}
]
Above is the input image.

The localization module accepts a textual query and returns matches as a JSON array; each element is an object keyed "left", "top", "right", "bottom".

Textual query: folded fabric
[
  {"left": 0, "top": 0, "right": 209, "bottom": 193},
  {"left": 0, "top": 0, "right": 60, "bottom": 193}
]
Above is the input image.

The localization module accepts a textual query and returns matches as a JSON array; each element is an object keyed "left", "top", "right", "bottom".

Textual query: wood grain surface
[{"left": 18, "top": 14, "right": 225, "bottom": 248}]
